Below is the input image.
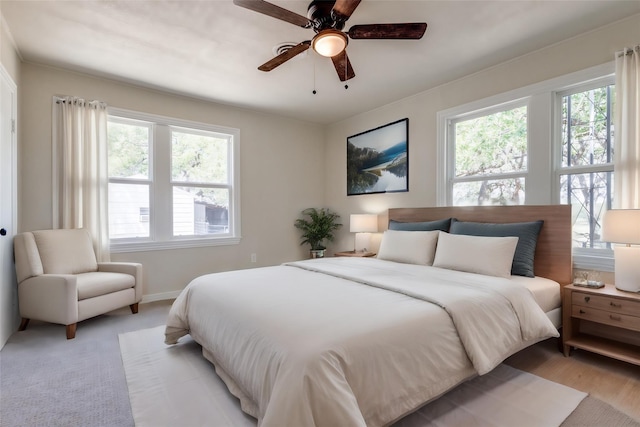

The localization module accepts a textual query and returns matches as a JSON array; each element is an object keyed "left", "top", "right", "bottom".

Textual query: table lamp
[
  {"left": 350, "top": 214, "right": 378, "bottom": 252},
  {"left": 602, "top": 209, "right": 640, "bottom": 292}
]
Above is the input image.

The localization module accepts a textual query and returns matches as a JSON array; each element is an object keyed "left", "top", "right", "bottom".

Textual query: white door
[{"left": 0, "top": 65, "right": 18, "bottom": 348}]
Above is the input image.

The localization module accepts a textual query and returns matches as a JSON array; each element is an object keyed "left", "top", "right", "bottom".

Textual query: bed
[{"left": 165, "top": 205, "right": 571, "bottom": 427}]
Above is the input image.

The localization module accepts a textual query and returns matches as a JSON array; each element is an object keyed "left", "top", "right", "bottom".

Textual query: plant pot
[{"left": 310, "top": 249, "right": 325, "bottom": 259}]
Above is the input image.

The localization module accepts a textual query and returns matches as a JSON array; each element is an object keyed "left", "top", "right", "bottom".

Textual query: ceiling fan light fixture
[{"left": 312, "top": 29, "right": 348, "bottom": 57}]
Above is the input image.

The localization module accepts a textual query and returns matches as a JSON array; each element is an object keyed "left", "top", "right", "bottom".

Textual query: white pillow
[
  {"left": 377, "top": 230, "right": 440, "bottom": 265},
  {"left": 432, "top": 231, "right": 519, "bottom": 278}
]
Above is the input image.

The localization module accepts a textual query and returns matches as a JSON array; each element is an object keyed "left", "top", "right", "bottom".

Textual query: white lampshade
[
  {"left": 350, "top": 214, "right": 378, "bottom": 233},
  {"left": 602, "top": 209, "right": 640, "bottom": 293},
  {"left": 311, "top": 29, "right": 348, "bottom": 57},
  {"left": 602, "top": 209, "right": 640, "bottom": 244}
]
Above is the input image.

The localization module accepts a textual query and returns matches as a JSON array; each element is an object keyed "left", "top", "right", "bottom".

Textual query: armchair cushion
[
  {"left": 32, "top": 229, "right": 98, "bottom": 275},
  {"left": 76, "top": 272, "right": 135, "bottom": 300}
]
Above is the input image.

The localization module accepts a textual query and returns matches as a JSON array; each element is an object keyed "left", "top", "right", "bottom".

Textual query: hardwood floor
[{"left": 505, "top": 337, "right": 640, "bottom": 421}]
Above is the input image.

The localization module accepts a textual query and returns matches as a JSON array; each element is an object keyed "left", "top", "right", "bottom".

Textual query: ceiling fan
[{"left": 233, "top": 0, "right": 427, "bottom": 82}]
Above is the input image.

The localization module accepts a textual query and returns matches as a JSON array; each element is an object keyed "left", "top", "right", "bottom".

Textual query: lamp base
[
  {"left": 354, "top": 232, "right": 372, "bottom": 253},
  {"left": 614, "top": 246, "right": 640, "bottom": 293}
]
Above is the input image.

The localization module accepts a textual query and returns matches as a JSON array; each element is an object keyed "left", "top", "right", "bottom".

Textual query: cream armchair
[{"left": 13, "top": 228, "right": 142, "bottom": 339}]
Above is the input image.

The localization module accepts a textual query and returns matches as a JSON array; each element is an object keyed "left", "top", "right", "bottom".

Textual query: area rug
[{"left": 120, "top": 326, "right": 587, "bottom": 427}]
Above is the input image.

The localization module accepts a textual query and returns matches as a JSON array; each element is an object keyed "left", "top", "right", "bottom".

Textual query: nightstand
[
  {"left": 334, "top": 251, "right": 376, "bottom": 257},
  {"left": 562, "top": 283, "right": 640, "bottom": 366}
]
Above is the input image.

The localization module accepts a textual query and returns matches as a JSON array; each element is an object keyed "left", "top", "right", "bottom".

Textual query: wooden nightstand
[
  {"left": 562, "top": 283, "right": 640, "bottom": 366},
  {"left": 334, "top": 251, "right": 376, "bottom": 257}
]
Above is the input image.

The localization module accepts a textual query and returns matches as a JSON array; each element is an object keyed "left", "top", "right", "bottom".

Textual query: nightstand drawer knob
[
  {"left": 610, "top": 315, "right": 622, "bottom": 321},
  {"left": 579, "top": 309, "right": 586, "bottom": 314},
  {"left": 584, "top": 296, "right": 590, "bottom": 303},
  {"left": 610, "top": 302, "right": 622, "bottom": 308}
]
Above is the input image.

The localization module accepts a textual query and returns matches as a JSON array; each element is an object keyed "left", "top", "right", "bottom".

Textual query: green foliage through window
[
  {"left": 452, "top": 105, "right": 527, "bottom": 205},
  {"left": 455, "top": 106, "right": 527, "bottom": 177},
  {"left": 108, "top": 120, "right": 150, "bottom": 179}
]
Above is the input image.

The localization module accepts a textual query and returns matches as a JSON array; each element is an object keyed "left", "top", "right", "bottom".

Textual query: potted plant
[{"left": 294, "top": 208, "right": 342, "bottom": 258}]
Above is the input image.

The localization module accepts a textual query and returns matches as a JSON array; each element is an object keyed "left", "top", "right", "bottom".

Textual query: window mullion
[
  {"left": 451, "top": 171, "right": 527, "bottom": 183},
  {"left": 153, "top": 124, "right": 172, "bottom": 241},
  {"left": 526, "top": 93, "right": 553, "bottom": 205},
  {"left": 557, "top": 163, "right": 614, "bottom": 175}
]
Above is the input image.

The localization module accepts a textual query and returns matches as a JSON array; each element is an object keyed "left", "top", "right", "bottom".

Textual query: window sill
[
  {"left": 572, "top": 249, "right": 614, "bottom": 272},
  {"left": 110, "top": 236, "right": 241, "bottom": 253}
]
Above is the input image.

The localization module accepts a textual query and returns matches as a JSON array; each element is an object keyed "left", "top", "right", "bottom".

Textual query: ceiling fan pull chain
[
  {"left": 312, "top": 54, "right": 317, "bottom": 95},
  {"left": 344, "top": 58, "right": 348, "bottom": 90}
]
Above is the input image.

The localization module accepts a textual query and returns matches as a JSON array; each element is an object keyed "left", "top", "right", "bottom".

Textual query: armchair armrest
[
  {"left": 98, "top": 262, "right": 143, "bottom": 302},
  {"left": 18, "top": 274, "right": 78, "bottom": 325}
]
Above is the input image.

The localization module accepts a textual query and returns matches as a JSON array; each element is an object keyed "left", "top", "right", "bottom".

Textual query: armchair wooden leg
[
  {"left": 66, "top": 323, "right": 77, "bottom": 340},
  {"left": 18, "top": 318, "right": 30, "bottom": 331},
  {"left": 130, "top": 303, "right": 139, "bottom": 314}
]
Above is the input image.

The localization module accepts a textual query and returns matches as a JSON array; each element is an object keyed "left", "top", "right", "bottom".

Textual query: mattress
[{"left": 510, "top": 275, "right": 562, "bottom": 314}]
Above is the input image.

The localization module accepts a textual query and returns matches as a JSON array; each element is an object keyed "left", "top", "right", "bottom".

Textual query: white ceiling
[{"left": 3, "top": 1, "right": 639, "bottom": 124}]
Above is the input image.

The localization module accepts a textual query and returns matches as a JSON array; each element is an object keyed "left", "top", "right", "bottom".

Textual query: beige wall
[
  {"left": 325, "top": 14, "right": 640, "bottom": 253},
  {"left": 19, "top": 63, "right": 325, "bottom": 299}
]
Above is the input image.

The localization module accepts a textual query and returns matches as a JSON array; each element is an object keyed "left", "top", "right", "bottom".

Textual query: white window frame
[
  {"left": 437, "top": 62, "right": 615, "bottom": 271},
  {"left": 555, "top": 77, "right": 615, "bottom": 271},
  {"left": 108, "top": 108, "right": 241, "bottom": 253}
]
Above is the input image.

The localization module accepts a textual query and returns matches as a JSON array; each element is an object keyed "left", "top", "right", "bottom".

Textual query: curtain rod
[
  {"left": 617, "top": 45, "right": 639, "bottom": 58},
  {"left": 54, "top": 96, "right": 107, "bottom": 108}
]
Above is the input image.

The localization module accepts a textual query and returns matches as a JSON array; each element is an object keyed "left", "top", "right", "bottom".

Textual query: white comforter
[{"left": 165, "top": 257, "right": 558, "bottom": 427}]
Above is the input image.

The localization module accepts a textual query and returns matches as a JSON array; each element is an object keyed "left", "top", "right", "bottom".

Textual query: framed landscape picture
[{"left": 347, "top": 118, "right": 409, "bottom": 196}]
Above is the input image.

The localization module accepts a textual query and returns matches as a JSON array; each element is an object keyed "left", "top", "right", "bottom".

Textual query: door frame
[{"left": 0, "top": 63, "right": 18, "bottom": 349}]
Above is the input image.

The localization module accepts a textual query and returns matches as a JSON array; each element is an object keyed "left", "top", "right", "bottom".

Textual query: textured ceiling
[{"left": 3, "top": 1, "right": 639, "bottom": 124}]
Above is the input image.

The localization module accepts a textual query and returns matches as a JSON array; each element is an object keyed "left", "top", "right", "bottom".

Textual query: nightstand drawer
[
  {"left": 572, "top": 291, "right": 639, "bottom": 317},
  {"left": 572, "top": 305, "right": 640, "bottom": 332}
]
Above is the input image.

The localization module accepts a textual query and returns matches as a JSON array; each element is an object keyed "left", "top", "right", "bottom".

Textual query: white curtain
[
  {"left": 614, "top": 45, "right": 640, "bottom": 209},
  {"left": 54, "top": 96, "right": 110, "bottom": 261}
]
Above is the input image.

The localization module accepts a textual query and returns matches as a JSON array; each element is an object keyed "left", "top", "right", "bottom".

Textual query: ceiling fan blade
[
  {"left": 331, "top": 50, "right": 355, "bottom": 82},
  {"left": 233, "top": 0, "right": 310, "bottom": 28},
  {"left": 349, "top": 23, "right": 427, "bottom": 39},
  {"left": 332, "top": 0, "right": 362, "bottom": 20},
  {"left": 258, "top": 41, "right": 311, "bottom": 72}
]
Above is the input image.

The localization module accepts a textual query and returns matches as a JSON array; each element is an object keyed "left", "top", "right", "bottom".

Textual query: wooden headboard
[{"left": 388, "top": 205, "right": 572, "bottom": 285}]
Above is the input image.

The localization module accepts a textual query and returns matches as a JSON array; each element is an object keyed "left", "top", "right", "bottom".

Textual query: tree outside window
[
  {"left": 559, "top": 85, "right": 614, "bottom": 250},
  {"left": 452, "top": 104, "right": 528, "bottom": 206}
]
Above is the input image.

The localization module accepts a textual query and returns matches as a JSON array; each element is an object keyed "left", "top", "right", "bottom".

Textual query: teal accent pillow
[
  {"left": 389, "top": 218, "right": 451, "bottom": 232},
  {"left": 449, "top": 219, "right": 544, "bottom": 277}
]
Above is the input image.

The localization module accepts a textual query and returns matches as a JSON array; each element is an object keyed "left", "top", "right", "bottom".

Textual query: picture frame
[{"left": 347, "top": 118, "right": 408, "bottom": 196}]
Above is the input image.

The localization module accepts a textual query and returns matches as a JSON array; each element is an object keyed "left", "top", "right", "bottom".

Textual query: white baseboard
[{"left": 141, "top": 291, "right": 181, "bottom": 304}]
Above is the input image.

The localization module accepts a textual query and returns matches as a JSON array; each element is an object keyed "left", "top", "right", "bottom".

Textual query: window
[
  {"left": 449, "top": 103, "right": 527, "bottom": 206},
  {"left": 108, "top": 117, "right": 152, "bottom": 239},
  {"left": 438, "top": 63, "right": 615, "bottom": 270},
  {"left": 558, "top": 84, "right": 614, "bottom": 252},
  {"left": 107, "top": 109, "right": 240, "bottom": 252}
]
